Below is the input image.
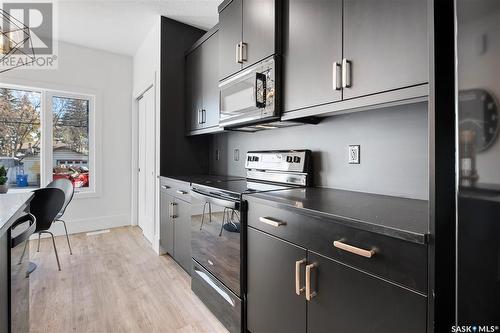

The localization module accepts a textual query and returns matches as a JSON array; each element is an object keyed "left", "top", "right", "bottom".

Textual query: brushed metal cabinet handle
[
  {"left": 235, "top": 43, "right": 241, "bottom": 63},
  {"left": 333, "top": 62, "right": 342, "bottom": 91},
  {"left": 161, "top": 185, "right": 170, "bottom": 190},
  {"left": 176, "top": 190, "right": 188, "bottom": 195},
  {"left": 202, "top": 109, "right": 206, "bottom": 123},
  {"left": 295, "top": 259, "right": 306, "bottom": 295},
  {"left": 171, "top": 202, "right": 178, "bottom": 218},
  {"left": 305, "top": 263, "right": 318, "bottom": 301},
  {"left": 259, "top": 216, "right": 286, "bottom": 227},
  {"left": 241, "top": 42, "right": 248, "bottom": 62},
  {"left": 342, "top": 58, "right": 352, "bottom": 88},
  {"left": 333, "top": 240, "right": 375, "bottom": 258}
]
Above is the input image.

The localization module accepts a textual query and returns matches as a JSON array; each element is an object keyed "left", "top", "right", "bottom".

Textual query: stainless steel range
[{"left": 190, "top": 150, "right": 312, "bottom": 333}]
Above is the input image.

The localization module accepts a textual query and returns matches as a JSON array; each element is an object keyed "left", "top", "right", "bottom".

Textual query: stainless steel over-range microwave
[{"left": 219, "top": 56, "right": 278, "bottom": 128}]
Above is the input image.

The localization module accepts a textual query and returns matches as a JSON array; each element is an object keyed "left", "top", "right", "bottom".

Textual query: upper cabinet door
[
  {"left": 201, "top": 31, "right": 220, "bottom": 128},
  {"left": 343, "top": 0, "right": 428, "bottom": 99},
  {"left": 186, "top": 46, "right": 203, "bottom": 131},
  {"left": 307, "top": 251, "right": 427, "bottom": 333},
  {"left": 283, "top": 0, "right": 343, "bottom": 112},
  {"left": 219, "top": 0, "right": 243, "bottom": 80},
  {"left": 242, "top": 0, "right": 276, "bottom": 68}
]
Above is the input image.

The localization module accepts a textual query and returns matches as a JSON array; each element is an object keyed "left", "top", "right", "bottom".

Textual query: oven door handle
[{"left": 191, "top": 189, "right": 239, "bottom": 210}]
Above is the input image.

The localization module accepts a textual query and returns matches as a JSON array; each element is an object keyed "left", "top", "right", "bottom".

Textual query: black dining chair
[
  {"left": 30, "top": 187, "right": 65, "bottom": 271},
  {"left": 46, "top": 178, "right": 74, "bottom": 255}
]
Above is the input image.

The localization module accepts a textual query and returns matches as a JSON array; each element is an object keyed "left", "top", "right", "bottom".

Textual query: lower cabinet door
[
  {"left": 247, "top": 227, "right": 307, "bottom": 333},
  {"left": 160, "top": 192, "right": 174, "bottom": 255},
  {"left": 173, "top": 199, "right": 192, "bottom": 275},
  {"left": 307, "top": 251, "right": 427, "bottom": 333}
]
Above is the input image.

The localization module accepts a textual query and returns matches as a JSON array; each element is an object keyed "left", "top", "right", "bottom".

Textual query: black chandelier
[{"left": 0, "top": 8, "right": 36, "bottom": 73}]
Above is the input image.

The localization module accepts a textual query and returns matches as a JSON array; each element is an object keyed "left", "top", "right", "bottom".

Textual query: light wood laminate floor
[{"left": 29, "top": 226, "right": 228, "bottom": 333}]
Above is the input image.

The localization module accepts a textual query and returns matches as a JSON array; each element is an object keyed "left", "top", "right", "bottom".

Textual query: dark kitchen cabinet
[
  {"left": 342, "top": 0, "right": 428, "bottom": 99},
  {"left": 0, "top": 232, "right": 8, "bottom": 333},
  {"left": 242, "top": 0, "right": 277, "bottom": 69},
  {"left": 219, "top": 0, "right": 243, "bottom": 80},
  {"left": 282, "top": 0, "right": 428, "bottom": 117},
  {"left": 218, "top": 0, "right": 280, "bottom": 80},
  {"left": 283, "top": 0, "right": 343, "bottom": 112},
  {"left": 160, "top": 178, "right": 192, "bottom": 275},
  {"left": 247, "top": 227, "right": 306, "bottom": 333},
  {"left": 245, "top": 195, "right": 428, "bottom": 333},
  {"left": 160, "top": 191, "right": 174, "bottom": 255},
  {"left": 173, "top": 199, "right": 192, "bottom": 274},
  {"left": 186, "top": 28, "right": 220, "bottom": 134},
  {"left": 307, "top": 251, "right": 427, "bottom": 333},
  {"left": 201, "top": 31, "right": 219, "bottom": 129},
  {"left": 186, "top": 46, "right": 203, "bottom": 131}
]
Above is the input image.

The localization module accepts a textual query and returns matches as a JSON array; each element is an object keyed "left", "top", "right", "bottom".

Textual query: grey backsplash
[{"left": 210, "top": 102, "right": 429, "bottom": 200}]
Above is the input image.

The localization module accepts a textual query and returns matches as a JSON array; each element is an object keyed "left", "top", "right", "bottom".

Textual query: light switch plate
[
  {"left": 234, "top": 149, "right": 239, "bottom": 161},
  {"left": 348, "top": 145, "right": 360, "bottom": 164}
]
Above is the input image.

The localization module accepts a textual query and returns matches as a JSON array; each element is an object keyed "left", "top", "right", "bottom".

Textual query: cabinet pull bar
[
  {"left": 342, "top": 58, "right": 352, "bottom": 88},
  {"left": 333, "top": 62, "right": 342, "bottom": 90},
  {"left": 161, "top": 185, "right": 170, "bottom": 190},
  {"left": 171, "top": 202, "right": 178, "bottom": 218},
  {"left": 305, "top": 263, "right": 317, "bottom": 301},
  {"left": 295, "top": 259, "right": 306, "bottom": 295},
  {"left": 235, "top": 43, "right": 241, "bottom": 63},
  {"left": 176, "top": 190, "right": 188, "bottom": 195},
  {"left": 259, "top": 216, "right": 286, "bottom": 227},
  {"left": 333, "top": 240, "right": 375, "bottom": 258},
  {"left": 240, "top": 42, "right": 247, "bottom": 62}
]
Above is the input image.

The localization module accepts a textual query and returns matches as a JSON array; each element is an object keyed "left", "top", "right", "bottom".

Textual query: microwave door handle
[{"left": 255, "top": 72, "right": 266, "bottom": 109}]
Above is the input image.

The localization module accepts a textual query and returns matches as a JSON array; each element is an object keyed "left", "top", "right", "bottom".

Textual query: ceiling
[{"left": 55, "top": 0, "right": 223, "bottom": 56}]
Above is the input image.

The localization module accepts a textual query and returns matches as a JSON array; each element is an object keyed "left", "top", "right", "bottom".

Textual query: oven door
[
  {"left": 219, "top": 56, "right": 277, "bottom": 128},
  {"left": 191, "top": 189, "right": 241, "bottom": 296}
]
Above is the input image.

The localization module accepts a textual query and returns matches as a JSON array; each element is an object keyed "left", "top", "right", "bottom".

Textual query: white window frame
[{"left": 0, "top": 83, "right": 99, "bottom": 199}]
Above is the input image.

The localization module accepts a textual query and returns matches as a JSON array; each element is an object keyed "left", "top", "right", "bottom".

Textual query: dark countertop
[
  {"left": 0, "top": 192, "right": 34, "bottom": 236},
  {"left": 244, "top": 187, "right": 429, "bottom": 244}
]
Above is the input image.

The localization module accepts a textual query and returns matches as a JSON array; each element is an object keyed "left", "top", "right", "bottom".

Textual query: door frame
[{"left": 131, "top": 71, "right": 162, "bottom": 254}]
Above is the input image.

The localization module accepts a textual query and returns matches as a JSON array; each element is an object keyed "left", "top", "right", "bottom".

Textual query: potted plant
[{"left": 0, "top": 166, "right": 8, "bottom": 193}]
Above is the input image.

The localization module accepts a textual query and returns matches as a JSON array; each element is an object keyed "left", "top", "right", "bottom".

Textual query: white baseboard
[{"left": 33, "top": 214, "right": 131, "bottom": 238}]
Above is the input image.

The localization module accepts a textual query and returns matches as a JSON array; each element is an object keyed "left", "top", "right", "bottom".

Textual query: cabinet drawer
[
  {"left": 247, "top": 200, "right": 427, "bottom": 293},
  {"left": 160, "top": 177, "right": 191, "bottom": 203}
]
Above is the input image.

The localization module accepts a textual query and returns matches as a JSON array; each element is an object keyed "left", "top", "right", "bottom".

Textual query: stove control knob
[
  {"left": 286, "top": 156, "right": 293, "bottom": 163},
  {"left": 293, "top": 156, "right": 301, "bottom": 163}
]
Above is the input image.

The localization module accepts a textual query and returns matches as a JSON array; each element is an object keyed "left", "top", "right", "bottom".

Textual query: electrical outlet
[
  {"left": 348, "top": 145, "right": 360, "bottom": 164},
  {"left": 234, "top": 149, "right": 240, "bottom": 161},
  {"left": 215, "top": 149, "right": 220, "bottom": 161}
]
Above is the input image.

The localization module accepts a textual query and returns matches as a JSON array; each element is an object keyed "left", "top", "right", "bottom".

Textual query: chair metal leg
[
  {"left": 45, "top": 231, "right": 61, "bottom": 271},
  {"left": 37, "top": 233, "right": 41, "bottom": 252},
  {"left": 208, "top": 202, "right": 212, "bottom": 222},
  {"left": 200, "top": 202, "right": 208, "bottom": 230},
  {"left": 19, "top": 240, "right": 28, "bottom": 265},
  {"left": 58, "top": 219, "right": 73, "bottom": 255},
  {"left": 219, "top": 208, "right": 228, "bottom": 236}
]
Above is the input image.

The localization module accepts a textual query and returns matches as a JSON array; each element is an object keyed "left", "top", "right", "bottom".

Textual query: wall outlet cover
[
  {"left": 348, "top": 145, "right": 360, "bottom": 164},
  {"left": 234, "top": 149, "right": 240, "bottom": 161}
]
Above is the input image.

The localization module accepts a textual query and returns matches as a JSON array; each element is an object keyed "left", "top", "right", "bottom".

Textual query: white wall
[
  {"left": 132, "top": 17, "right": 161, "bottom": 253},
  {"left": 0, "top": 41, "right": 134, "bottom": 235}
]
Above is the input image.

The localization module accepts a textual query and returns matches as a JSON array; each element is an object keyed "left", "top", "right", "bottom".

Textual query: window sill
[{"left": 73, "top": 190, "right": 99, "bottom": 199}]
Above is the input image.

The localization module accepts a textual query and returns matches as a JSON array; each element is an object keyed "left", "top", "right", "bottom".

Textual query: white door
[{"left": 137, "top": 88, "right": 155, "bottom": 243}]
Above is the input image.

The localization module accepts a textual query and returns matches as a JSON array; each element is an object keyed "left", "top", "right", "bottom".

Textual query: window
[
  {"left": 0, "top": 84, "right": 96, "bottom": 195},
  {"left": 52, "top": 96, "right": 90, "bottom": 189},
  {"left": 0, "top": 87, "right": 42, "bottom": 190}
]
